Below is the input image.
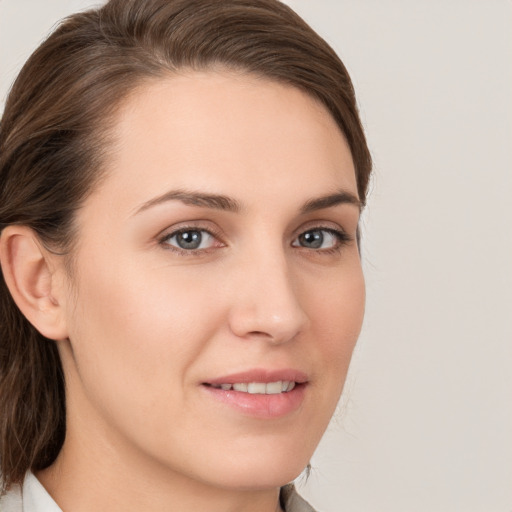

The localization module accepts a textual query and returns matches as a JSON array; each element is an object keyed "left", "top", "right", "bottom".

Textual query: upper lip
[{"left": 204, "top": 368, "right": 309, "bottom": 386}]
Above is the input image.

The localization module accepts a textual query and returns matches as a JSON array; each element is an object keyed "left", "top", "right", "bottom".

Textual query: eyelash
[
  {"left": 159, "top": 225, "right": 225, "bottom": 257},
  {"left": 295, "top": 226, "right": 352, "bottom": 255},
  {"left": 158, "top": 224, "right": 352, "bottom": 256}
]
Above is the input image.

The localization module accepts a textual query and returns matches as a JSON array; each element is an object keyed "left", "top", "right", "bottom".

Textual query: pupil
[
  {"left": 300, "top": 230, "right": 323, "bottom": 249},
  {"left": 177, "top": 230, "right": 202, "bottom": 249}
]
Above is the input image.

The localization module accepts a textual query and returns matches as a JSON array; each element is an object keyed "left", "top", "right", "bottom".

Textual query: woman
[{"left": 0, "top": 0, "right": 372, "bottom": 510}]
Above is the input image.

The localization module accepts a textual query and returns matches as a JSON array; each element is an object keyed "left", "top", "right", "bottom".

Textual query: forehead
[{"left": 93, "top": 71, "right": 357, "bottom": 212}]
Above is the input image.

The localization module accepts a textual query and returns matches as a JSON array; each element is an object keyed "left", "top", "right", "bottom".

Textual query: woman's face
[{"left": 56, "top": 71, "right": 365, "bottom": 489}]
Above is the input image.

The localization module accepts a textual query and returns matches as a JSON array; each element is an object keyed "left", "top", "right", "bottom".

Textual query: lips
[{"left": 201, "top": 368, "right": 308, "bottom": 418}]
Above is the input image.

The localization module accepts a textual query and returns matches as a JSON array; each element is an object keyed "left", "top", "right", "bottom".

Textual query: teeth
[
  {"left": 247, "top": 382, "right": 267, "bottom": 394},
  {"left": 265, "top": 381, "right": 283, "bottom": 394},
  {"left": 213, "top": 381, "right": 297, "bottom": 394}
]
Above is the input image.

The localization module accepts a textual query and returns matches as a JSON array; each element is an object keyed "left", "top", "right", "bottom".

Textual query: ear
[{"left": 0, "top": 225, "right": 69, "bottom": 341}]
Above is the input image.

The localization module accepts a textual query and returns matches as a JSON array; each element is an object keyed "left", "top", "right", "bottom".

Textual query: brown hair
[{"left": 0, "top": 0, "right": 371, "bottom": 491}]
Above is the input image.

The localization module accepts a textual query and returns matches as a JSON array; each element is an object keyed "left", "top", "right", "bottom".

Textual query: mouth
[
  {"left": 205, "top": 380, "right": 297, "bottom": 394},
  {"left": 201, "top": 369, "right": 308, "bottom": 418}
]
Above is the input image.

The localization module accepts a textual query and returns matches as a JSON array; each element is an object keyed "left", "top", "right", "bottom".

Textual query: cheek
[
  {"left": 308, "top": 261, "right": 365, "bottom": 351},
  {"left": 304, "top": 261, "right": 365, "bottom": 399},
  {"left": 63, "top": 254, "right": 221, "bottom": 423}
]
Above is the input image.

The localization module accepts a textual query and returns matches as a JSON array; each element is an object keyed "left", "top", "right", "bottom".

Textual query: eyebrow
[
  {"left": 132, "top": 188, "right": 360, "bottom": 216},
  {"left": 133, "top": 189, "right": 241, "bottom": 215},
  {"left": 300, "top": 190, "right": 361, "bottom": 213}
]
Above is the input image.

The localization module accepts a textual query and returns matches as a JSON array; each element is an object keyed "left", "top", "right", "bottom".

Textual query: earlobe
[{"left": 0, "top": 226, "right": 69, "bottom": 341}]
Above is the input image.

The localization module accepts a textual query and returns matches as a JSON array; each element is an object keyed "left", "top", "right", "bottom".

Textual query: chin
[
  {"left": 212, "top": 465, "right": 307, "bottom": 491},
  {"left": 192, "top": 444, "right": 312, "bottom": 491}
]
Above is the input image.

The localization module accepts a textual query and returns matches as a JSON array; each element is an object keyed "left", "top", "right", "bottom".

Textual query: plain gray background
[{"left": 1, "top": 1, "right": 511, "bottom": 511}]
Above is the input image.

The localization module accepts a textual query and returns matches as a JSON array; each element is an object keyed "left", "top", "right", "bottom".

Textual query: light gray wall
[{"left": 1, "top": 1, "right": 511, "bottom": 511}]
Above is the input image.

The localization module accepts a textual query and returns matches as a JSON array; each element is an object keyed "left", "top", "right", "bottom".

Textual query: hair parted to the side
[{"left": 0, "top": 0, "right": 372, "bottom": 492}]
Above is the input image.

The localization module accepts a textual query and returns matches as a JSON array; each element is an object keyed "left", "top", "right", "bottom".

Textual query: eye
[
  {"left": 292, "top": 228, "right": 347, "bottom": 250},
  {"left": 162, "top": 229, "right": 218, "bottom": 251}
]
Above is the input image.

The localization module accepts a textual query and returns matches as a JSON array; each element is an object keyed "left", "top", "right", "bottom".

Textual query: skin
[{"left": 8, "top": 71, "right": 365, "bottom": 511}]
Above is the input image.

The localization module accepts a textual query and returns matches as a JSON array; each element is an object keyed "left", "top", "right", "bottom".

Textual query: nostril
[{"left": 247, "top": 330, "right": 272, "bottom": 337}]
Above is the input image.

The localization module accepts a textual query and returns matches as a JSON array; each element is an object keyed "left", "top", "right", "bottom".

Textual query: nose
[{"left": 227, "top": 251, "right": 309, "bottom": 344}]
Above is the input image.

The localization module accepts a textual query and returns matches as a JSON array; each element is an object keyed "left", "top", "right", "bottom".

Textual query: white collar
[
  {"left": 0, "top": 472, "right": 62, "bottom": 512},
  {"left": 22, "top": 472, "right": 63, "bottom": 512}
]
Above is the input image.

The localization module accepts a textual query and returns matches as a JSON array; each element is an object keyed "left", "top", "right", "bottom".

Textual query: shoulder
[
  {"left": 0, "top": 483, "right": 23, "bottom": 512},
  {"left": 280, "top": 484, "right": 318, "bottom": 512}
]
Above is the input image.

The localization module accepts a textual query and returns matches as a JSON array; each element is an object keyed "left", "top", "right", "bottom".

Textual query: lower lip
[{"left": 201, "top": 384, "right": 306, "bottom": 419}]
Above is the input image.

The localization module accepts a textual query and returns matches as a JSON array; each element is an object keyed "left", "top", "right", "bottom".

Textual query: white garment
[
  {"left": 0, "top": 473, "right": 315, "bottom": 512},
  {"left": 0, "top": 472, "right": 62, "bottom": 512}
]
